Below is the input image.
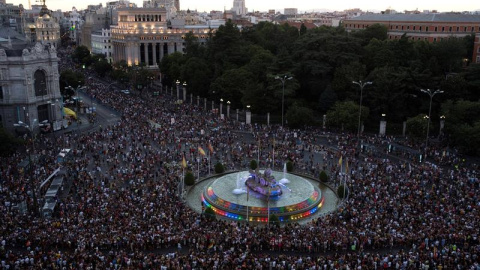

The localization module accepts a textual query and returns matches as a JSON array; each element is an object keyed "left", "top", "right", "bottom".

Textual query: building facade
[
  {"left": 34, "top": 14, "right": 61, "bottom": 48},
  {"left": 91, "top": 29, "right": 113, "bottom": 63},
  {"left": 284, "top": 8, "right": 298, "bottom": 16},
  {"left": 232, "top": 0, "right": 246, "bottom": 17},
  {"left": 110, "top": 7, "right": 212, "bottom": 68},
  {"left": 344, "top": 13, "right": 480, "bottom": 63},
  {"left": 0, "top": 43, "right": 62, "bottom": 134}
]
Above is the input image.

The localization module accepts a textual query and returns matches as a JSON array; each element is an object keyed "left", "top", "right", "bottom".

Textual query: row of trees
[
  {"left": 60, "top": 23, "right": 479, "bottom": 155},
  {"left": 159, "top": 20, "right": 480, "bottom": 155}
]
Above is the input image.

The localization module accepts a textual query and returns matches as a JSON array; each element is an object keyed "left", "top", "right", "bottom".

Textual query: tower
[{"left": 232, "top": 0, "right": 246, "bottom": 17}]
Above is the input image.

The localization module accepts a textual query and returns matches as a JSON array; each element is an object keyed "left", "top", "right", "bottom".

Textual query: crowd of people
[{"left": 1, "top": 48, "right": 479, "bottom": 269}]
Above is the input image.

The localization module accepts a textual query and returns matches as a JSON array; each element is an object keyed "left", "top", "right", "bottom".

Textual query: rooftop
[{"left": 347, "top": 13, "right": 480, "bottom": 23}]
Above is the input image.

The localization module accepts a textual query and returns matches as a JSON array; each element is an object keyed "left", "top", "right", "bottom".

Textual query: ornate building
[
  {"left": 232, "top": 0, "right": 246, "bottom": 17},
  {"left": 344, "top": 13, "right": 480, "bottom": 63},
  {"left": 0, "top": 42, "right": 62, "bottom": 134},
  {"left": 111, "top": 7, "right": 213, "bottom": 68}
]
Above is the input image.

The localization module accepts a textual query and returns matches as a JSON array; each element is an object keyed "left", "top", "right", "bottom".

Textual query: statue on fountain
[{"left": 245, "top": 168, "right": 283, "bottom": 197}]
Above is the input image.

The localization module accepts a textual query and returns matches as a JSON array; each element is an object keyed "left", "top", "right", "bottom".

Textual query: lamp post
[
  {"left": 420, "top": 88, "right": 443, "bottom": 159},
  {"left": 176, "top": 80, "right": 180, "bottom": 100},
  {"left": 182, "top": 81, "right": 187, "bottom": 102},
  {"left": 220, "top": 98, "right": 224, "bottom": 116},
  {"left": 352, "top": 80, "right": 372, "bottom": 141},
  {"left": 275, "top": 75, "right": 293, "bottom": 127},
  {"left": 227, "top": 101, "right": 231, "bottom": 118},
  {"left": 246, "top": 105, "right": 251, "bottom": 125}
]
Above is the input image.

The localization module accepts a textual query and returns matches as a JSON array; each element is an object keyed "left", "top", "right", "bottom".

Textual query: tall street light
[
  {"left": 352, "top": 80, "right": 372, "bottom": 141},
  {"left": 275, "top": 75, "right": 293, "bottom": 127},
  {"left": 420, "top": 88, "right": 443, "bottom": 159}
]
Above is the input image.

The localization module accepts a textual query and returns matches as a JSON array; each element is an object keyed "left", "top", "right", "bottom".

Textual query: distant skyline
[{"left": 10, "top": 0, "right": 479, "bottom": 13}]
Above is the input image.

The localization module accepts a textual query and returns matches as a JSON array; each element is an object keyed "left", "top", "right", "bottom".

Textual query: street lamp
[
  {"left": 227, "top": 101, "right": 231, "bottom": 118},
  {"left": 176, "top": 80, "right": 180, "bottom": 100},
  {"left": 275, "top": 75, "right": 293, "bottom": 127},
  {"left": 220, "top": 98, "right": 224, "bottom": 116},
  {"left": 183, "top": 81, "right": 187, "bottom": 102},
  {"left": 420, "top": 88, "right": 443, "bottom": 159},
  {"left": 352, "top": 80, "right": 373, "bottom": 140}
]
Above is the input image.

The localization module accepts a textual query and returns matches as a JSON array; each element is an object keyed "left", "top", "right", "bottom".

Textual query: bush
[
  {"left": 286, "top": 161, "right": 294, "bottom": 172},
  {"left": 184, "top": 171, "right": 195, "bottom": 186},
  {"left": 337, "top": 185, "right": 348, "bottom": 199},
  {"left": 214, "top": 162, "right": 225, "bottom": 174},
  {"left": 250, "top": 160, "right": 258, "bottom": 170},
  {"left": 319, "top": 171, "right": 328, "bottom": 183},
  {"left": 269, "top": 214, "right": 280, "bottom": 227},
  {"left": 204, "top": 207, "right": 216, "bottom": 221}
]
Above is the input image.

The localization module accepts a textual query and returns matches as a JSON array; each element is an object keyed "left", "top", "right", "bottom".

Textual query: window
[
  {"left": 34, "top": 70, "right": 47, "bottom": 97},
  {"left": 0, "top": 86, "right": 3, "bottom": 100}
]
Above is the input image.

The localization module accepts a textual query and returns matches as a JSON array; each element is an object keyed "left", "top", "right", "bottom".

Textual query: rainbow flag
[{"left": 198, "top": 146, "right": 206, "bottom": 156}]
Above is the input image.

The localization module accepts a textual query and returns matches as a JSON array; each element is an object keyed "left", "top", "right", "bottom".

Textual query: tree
[
  {"left": 405, "top": 114, "right": 429, "bottom": 141},
  {"left": 93, "top": 58, "right": 112, "bottom": 77},
  {"left": 441, "top": 100, "right": 480, "bottom": 155},
  {"left": 72, "top": 45, "right": 91, "bottom": 65},
  {"left": 352, "top": 23, "right": 388, "bottom": 46},
  {"left": 214, "top": 162, "right": 225, "bottom": 174},
  {"left": 250, "top": 160, "right": 258, "bottom": 170},
  {"left": 60, "top": 70, "right": 85, "bottom": 97},
  {"left": 159, "top": 52, "right": 186, "bottom": 85},
  {"left": 184, "top": 171, "right": 195, "bottom": 186},
  {"left": 326, "top": 101, "right": 369, "bottom": 132},
  {"left": 299, "top": 23, "right": 307, "bottom": 36},
  {"left": 285, "top": 102, "right": 316, "bottom": 128},
  {"left": 319, "top": 171, "right": 328, "bottom": 183},
  {"left": 210, "top": 68, "right": 254, "bottom": 109}
]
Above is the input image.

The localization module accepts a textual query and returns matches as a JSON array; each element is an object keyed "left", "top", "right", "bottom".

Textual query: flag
[
  {"left": 198, "top": 146, "right": 206, "bottom": 156},
  {"left": 208, "top": 143, "right": 214, "bottom": 153},
  {"left": 338, "top": 156, "right": 343, "bottom": 166},
  {"left": 182, "top": 155, "right": 187, "bottom": 168}
]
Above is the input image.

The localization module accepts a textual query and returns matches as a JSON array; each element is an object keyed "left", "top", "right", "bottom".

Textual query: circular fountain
[{"left": 201, "top": 168, "right": 324, "bottom": 223}]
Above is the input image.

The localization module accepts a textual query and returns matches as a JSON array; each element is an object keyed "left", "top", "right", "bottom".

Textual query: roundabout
[{"left": 189, "top": 169, "right": 340, "bottom": 223}]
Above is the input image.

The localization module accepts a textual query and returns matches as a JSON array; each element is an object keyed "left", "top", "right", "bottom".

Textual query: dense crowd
[{"left": 1, "top": 49, "right": 479, "bottom": 269}]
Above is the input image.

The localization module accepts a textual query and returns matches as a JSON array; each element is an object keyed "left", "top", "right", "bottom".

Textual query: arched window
[{"left": 34, "top": 70, "right": 47, "bottom": 96}]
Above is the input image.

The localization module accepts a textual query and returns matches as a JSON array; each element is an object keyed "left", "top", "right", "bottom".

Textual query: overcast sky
[{"left": 12, "top": 0, "right": 479, "bottom": 13}]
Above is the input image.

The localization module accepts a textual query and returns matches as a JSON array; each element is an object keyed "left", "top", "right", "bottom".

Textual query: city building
[
  {"left": 284, "top": 8, "right": 298, "bottom": 16},
  {"left": 79, "top": 11, "right": 111, "bottom": 51},
  {"left": 344, "top": 13, "right": 480, "bottom": 62},
  {"left": 91, "top": 28, "right": 113, "bottom": 63},
  {"left": 232, "top": 0, "right": 246, "bottom": 17},
  {"left": 63, "top": 7, "right": 83, "bottom": 44},
  {"left": 0, "top": 42, "right": 63, "bottom": 134},
  {"left": 110, "top": 7, "right": 214, "bottom": 68}
]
